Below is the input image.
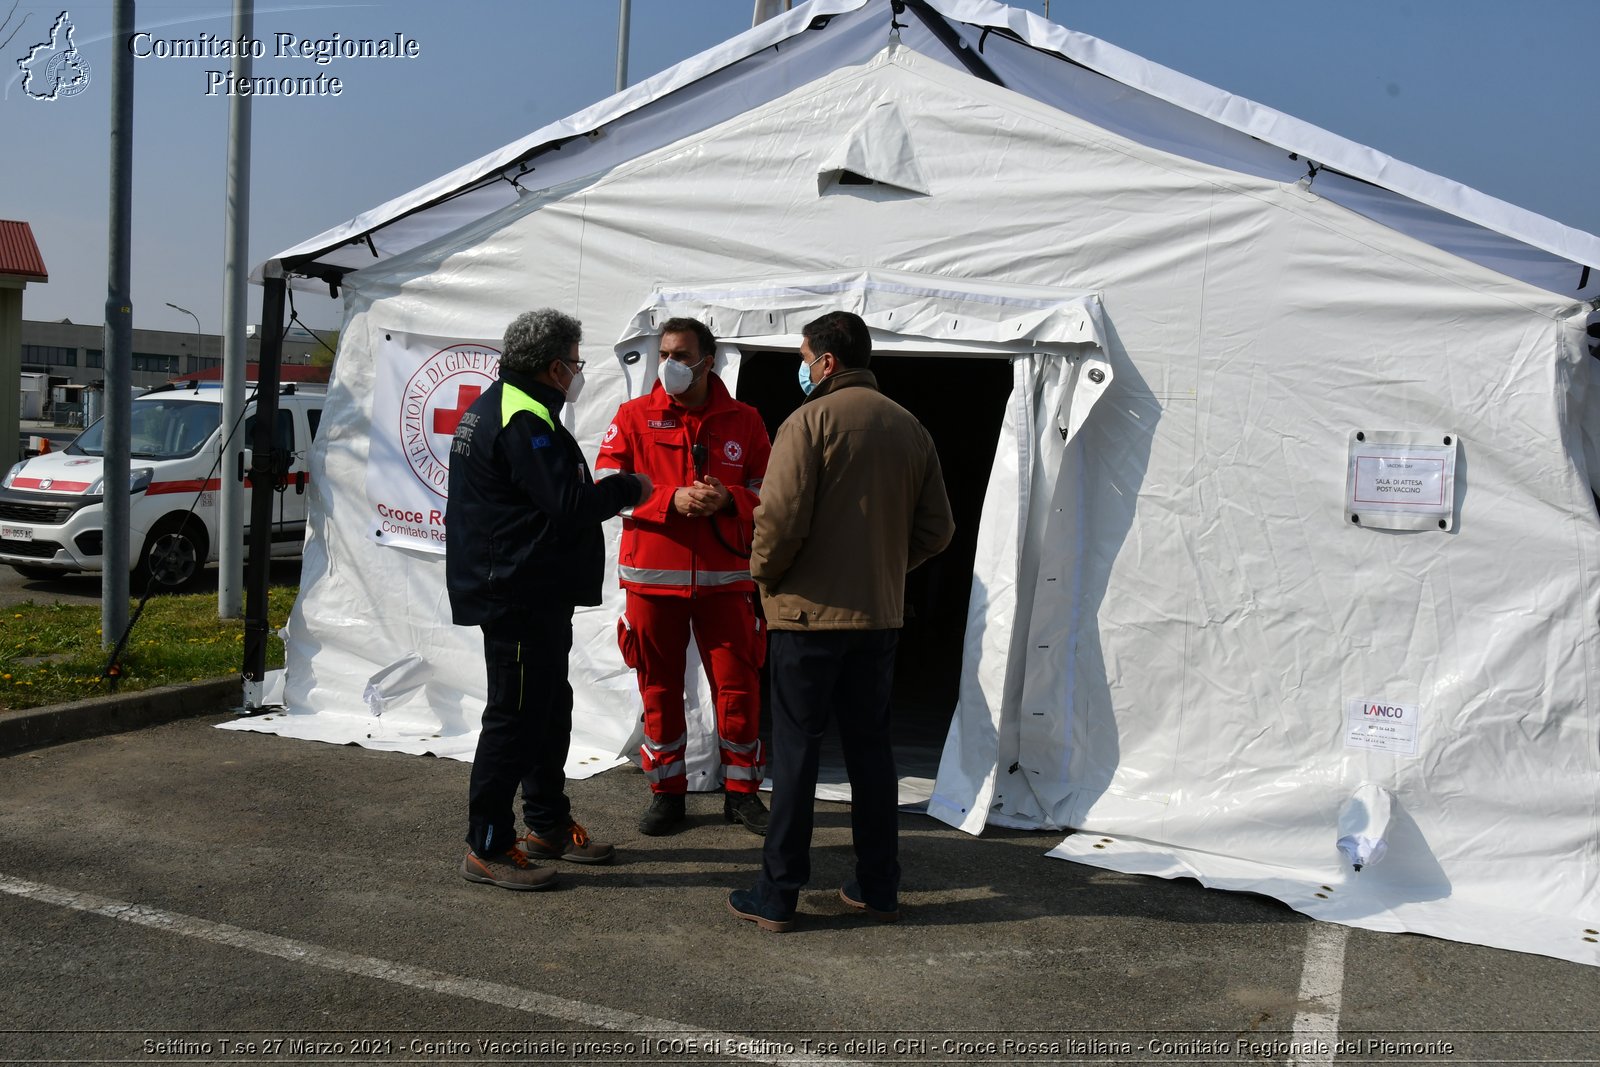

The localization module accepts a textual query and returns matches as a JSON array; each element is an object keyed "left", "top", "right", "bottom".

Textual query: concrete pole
[
  {"left": 101, "top": 0, "right": 134, "bottom": 650},
  {"left": 219, "top": 0, "right": 253, "bottom": 619}
]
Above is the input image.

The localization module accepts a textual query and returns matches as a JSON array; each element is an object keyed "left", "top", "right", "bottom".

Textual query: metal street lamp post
[
  {"left": 616, "top": 0, "right": 630, "bottom": 92},
  {"left": 166, "top": 301, "right": 201, "bottom": 375}
]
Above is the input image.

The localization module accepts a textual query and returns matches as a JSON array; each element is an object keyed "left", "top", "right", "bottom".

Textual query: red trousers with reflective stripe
[{"left": 624, "top": 590, "right": 764, "bottom": 795}]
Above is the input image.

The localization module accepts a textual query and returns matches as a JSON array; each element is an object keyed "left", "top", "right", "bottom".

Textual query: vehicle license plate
[{"left": 1, "top": 526, "right": 34, "bottom": 541}]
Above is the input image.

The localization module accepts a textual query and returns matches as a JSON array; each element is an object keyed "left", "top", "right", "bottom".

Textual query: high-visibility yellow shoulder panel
[{"left": 502, "top": 383, "right": 553, "bottom": 431}]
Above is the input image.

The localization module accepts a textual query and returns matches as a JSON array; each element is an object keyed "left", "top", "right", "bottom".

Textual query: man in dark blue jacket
[{"left": 447, "top": 308, "right": 651, "bottom": 891}]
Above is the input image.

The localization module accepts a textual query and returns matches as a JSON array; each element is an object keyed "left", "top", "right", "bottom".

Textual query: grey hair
[{"left": 500, "top": 308, "right": 583, "bottom": 375}]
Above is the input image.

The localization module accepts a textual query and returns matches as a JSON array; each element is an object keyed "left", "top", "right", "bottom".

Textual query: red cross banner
[{"left": 364, "top": 330, "right": 502, "bottom": 555}]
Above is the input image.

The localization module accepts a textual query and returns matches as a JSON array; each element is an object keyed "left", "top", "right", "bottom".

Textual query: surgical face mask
[
  {"left": 797, "top": 358, "right": 819, "bottom": 397},
  {"left": 659, "top": 357, "right": 702, "bottom": 396}
]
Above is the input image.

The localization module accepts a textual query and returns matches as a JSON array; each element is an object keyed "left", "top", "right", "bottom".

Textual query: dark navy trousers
[
  {"left": 757, "top": 628, "right": 901, "bottom": 913},
  {"left": 466, "top": 611, "right": 574, "bottom": 856}
]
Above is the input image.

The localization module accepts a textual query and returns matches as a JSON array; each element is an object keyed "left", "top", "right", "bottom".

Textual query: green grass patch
[{"left": 0, "top": 587, "right": 295, "bottom": 711}]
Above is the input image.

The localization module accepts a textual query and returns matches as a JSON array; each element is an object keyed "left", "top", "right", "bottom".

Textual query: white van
[{"left": 0, "top": 382, "right": 324, "bottom": 590}]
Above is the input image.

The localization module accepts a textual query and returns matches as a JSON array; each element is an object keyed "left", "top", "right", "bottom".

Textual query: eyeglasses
[{"left": 564, "top": 359, "right": 587, "bottom": 373}]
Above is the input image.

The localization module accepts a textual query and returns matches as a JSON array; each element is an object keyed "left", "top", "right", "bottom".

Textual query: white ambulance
[{"left": 0, "top": 381, "right": 324, "bottom": 590}]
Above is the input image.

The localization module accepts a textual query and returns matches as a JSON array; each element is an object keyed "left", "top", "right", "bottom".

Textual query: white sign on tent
[
  {"left": 1344, "top": 431, "right": 1459, "bottom": 532},
  {"left": 1343, "top": 699, "right": 1421, "bottom": 757}
]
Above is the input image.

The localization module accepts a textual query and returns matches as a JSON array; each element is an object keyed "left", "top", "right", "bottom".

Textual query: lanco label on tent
[
  {"left": 1345, "top": 430, "right": 1459, "bottom": 532},
  {"left": 1344, "top": 699, "right": 1420, "bottom": 756}
]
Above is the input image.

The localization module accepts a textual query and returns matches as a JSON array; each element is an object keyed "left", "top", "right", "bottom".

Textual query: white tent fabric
[{"left": 235, "top": 2, "right": 1600, "bottom": 965}]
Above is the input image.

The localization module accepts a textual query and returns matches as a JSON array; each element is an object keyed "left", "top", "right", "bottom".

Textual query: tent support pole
[
  {"left": 241, "top": 266, "right": 287, "bottom": 710},
  {"left": 899, "top": 0, "right": 1004, "bottom": 86}
]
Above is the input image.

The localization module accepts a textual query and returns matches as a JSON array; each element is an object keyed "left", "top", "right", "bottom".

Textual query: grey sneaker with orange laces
[
  {"left": 460, "top": 847, "right": 558, "bottom": 891},
  {"left": 520, "top": 821, "right": 616, "bottom": 865}
]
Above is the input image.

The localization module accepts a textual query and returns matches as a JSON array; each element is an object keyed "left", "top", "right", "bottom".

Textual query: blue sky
[{"left": 5, "top": 0, "right": 1597, "bottom": 332}]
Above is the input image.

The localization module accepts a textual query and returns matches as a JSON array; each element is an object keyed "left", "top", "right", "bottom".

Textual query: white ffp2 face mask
[
  {"left": 659, "top": 358, "right": 701, "bottom": 396},
  {"left": 560, "top": 363, "right": 585, "bottom": 404}
]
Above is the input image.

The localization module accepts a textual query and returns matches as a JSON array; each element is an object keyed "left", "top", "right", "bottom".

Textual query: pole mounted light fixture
[{"left": 166, "top": 301, "right": 202, "bottom": 375}]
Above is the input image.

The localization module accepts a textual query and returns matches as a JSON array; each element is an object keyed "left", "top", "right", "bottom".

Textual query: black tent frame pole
[
  {"left": 898, "top": 0, "right": 1004, "bottom": 86},
  {"left": 242, "top": 267, "right": 287, "bottom": 705}
]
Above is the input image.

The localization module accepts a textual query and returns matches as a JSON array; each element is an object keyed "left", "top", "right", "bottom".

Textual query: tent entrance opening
[{"left": 735, "top": 349, "right": 1013, "bottom": 778}]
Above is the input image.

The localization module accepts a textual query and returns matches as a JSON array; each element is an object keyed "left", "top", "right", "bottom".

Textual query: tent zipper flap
[
  {"left": 931, "top": 344, "right": 1114, "bottom": 833},
  {"left": 930, "top": 353, "right": 1035, "bottom": 832}
]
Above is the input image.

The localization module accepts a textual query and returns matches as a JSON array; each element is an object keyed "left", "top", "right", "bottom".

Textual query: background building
[{"left": 18, "top": 318, "right": 326, "bottom": 426}]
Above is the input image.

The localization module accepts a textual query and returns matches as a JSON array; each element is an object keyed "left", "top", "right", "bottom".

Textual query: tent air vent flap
[
  {"left": 620, "top": 268, "right": 1107, "bottom": 352},
  {"left": 817, "top": 99, "right": 931, "bottom": 195}
]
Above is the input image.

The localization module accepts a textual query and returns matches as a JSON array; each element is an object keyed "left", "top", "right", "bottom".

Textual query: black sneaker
[
  {"left": 723, "top": 791, "right": 769, "bottom": 836},
  {"left": 638, "top": 793, "right": 687, "bottom": 836}
]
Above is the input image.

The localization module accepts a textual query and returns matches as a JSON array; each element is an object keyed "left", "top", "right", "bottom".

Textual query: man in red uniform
[{"left": 596, "top": 317, "right": 773, "bottom": 836}]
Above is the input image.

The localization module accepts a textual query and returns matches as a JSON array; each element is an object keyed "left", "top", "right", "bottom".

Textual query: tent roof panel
[
  {"left": 264, "top": 0, "right": 1600, "bottom": 301},
  {"left": 266, "top": 0, "right": 872, "bottom": 275}
]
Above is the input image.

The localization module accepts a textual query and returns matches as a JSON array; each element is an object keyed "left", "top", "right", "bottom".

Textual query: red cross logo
[{"left": 432, "top": 384, "right": 482, "bottom": 435}]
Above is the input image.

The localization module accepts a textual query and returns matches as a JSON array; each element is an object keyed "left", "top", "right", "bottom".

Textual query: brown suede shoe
[
  {"left": 839, "top": 881, "right": 900, "bottom": 922},
  {"left": 520, "top": 821, "right": 616, "bottom": 865},
  {"left": 460, "top": 848, "right": 558, "bottom": 891},
  {"left": 727, "top": 888, "right": 796, "bottom": 932}
]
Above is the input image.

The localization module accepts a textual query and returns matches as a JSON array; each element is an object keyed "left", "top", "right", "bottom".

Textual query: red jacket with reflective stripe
[{"left": 595, "top": 375, "right": 771, "bottom": 597}]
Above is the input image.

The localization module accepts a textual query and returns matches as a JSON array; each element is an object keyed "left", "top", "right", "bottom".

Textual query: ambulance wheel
[
  {"left": 10, "top": 565, "right": 58, "bottom": 581},
  {"left": 135, "top": 516, "right": 209, "bottom": 592}
]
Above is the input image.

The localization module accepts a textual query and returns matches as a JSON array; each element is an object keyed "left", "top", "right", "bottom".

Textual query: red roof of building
[
  {"left": 165, "top": 363, "right": 331, "bottom": 385},
  {"left": 0, "top": 221, "right": 47, "bottom": 281}
]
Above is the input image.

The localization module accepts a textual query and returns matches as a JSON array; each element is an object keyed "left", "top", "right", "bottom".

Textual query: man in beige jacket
[{"left": 728, "top": 310, "right": 954, "bottom": 931}]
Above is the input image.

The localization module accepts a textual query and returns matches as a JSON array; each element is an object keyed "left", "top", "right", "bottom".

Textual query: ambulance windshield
[{"left": 69, "top": 399, "right": 224, "bottom": 460}]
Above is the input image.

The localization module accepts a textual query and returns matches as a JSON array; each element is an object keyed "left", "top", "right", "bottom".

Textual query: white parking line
[
  {"left": 0, "top": 873, "right": 862, "bottom": 1066},
  {"left": 1287, "top": 922, "right": 1350, "bottom": 1066}
]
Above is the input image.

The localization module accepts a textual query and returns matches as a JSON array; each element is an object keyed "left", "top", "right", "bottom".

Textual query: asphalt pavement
[
  {"left": 0, "top": 563, "right": 104, "bottom": 608},
  {"left": 0, "top": 714, "right": 1595, "bottom": 1065}
]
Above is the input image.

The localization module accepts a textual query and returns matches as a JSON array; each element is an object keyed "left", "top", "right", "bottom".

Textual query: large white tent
[{"left": 230, "top": 0, "right": 1600, "bottom": 964}]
